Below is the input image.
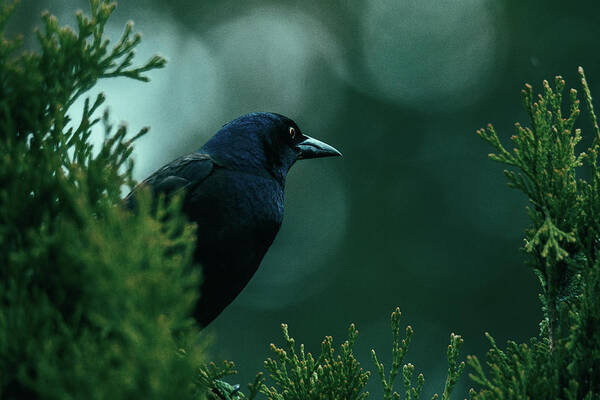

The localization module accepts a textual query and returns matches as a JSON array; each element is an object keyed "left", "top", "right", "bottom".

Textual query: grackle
[{"left": 126, "top": 112, "right": 341, "bottom": 327}]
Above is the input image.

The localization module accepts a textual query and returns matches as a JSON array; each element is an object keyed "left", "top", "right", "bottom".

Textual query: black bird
[{"left": 126, "top": 112, "right": 341, "bottom": 327}]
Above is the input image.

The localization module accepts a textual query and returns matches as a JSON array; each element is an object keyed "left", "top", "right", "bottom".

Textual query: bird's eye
[{"left": 289, "top": 127, "right": 296, "bottom": 139}]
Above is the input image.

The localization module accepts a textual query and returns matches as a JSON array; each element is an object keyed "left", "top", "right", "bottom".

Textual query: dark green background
[{"left": 10, "top": 0, "right": 600, "bottom": 396}]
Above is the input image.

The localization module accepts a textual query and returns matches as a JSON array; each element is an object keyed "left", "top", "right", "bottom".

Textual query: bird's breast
[{"left": 186, "top": 169, "right": 284, "bottom": 261}]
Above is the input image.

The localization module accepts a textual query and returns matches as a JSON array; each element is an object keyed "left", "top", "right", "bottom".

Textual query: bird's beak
[{"left": 296, "top": 135, "right": 342, "bottom": 160}]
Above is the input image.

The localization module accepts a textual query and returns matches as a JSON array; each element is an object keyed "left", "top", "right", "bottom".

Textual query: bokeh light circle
[{"left": 360, "top": 0, "right": 498, "bottom": 111}]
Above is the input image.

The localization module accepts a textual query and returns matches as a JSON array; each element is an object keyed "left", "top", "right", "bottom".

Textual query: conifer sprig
[
  {"left": 260, "top": 323, "right": 370, "bottom": 400},
  {"left": 0, "top": 1, "right": 206, "bottom": 398},
  {"left": 470, "top": 68, "right": 600, "bottom": 399}
]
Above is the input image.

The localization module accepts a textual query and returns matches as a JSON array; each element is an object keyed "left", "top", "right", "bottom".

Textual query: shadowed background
[{"left": 10, "top": 0, "right": 600, "bottom": 396}]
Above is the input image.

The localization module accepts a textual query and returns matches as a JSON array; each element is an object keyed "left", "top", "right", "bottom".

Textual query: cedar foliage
[
  {"left": 233, "top": 309, "right": 464, "bottom": 400},
  {"left": 0, "top": 1, "right": 206, "bottom": 398},
  {"left": 469, "top": 69, "right": 600, "bottom": 399}
]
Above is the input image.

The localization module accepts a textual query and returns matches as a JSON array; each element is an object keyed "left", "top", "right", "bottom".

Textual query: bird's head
[{"left": 201, "top": 112, "right": 341, "bottom": 184}]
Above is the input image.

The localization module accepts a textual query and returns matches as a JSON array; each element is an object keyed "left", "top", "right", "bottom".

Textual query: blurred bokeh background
[{"left": 9, "top": 0, "right": 600, "bottom": 396}]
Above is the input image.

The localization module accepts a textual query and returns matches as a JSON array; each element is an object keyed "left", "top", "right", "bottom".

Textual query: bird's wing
[{"left": 124, "top": 153, "right": 217, "bottom": 207}]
